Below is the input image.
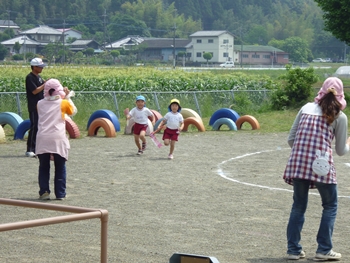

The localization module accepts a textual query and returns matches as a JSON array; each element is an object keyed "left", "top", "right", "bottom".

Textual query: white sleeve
[
  {"left": 333, "top": 112, "right": 349, "bottom": 156},
  {"left": 287, "top": 108, "right": 303, "bottom": 147},
  {"left": 65, "top": 91, "right": 77, "bottom": 116}
]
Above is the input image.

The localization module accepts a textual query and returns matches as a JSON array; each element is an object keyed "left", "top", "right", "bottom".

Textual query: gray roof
[
  {"left": 107, "top": 36, "right": 190, "bottom": 49},
  {"left": 142, "top": 38, "right": 190, "bottom": 49},
  {"left": 190, "top": 30, "right": 233, "bottom": 37},
  {"left": 21, "top": 25, "right": 62, "bottom": 35},
  {"left": 106, "top": 35, "right": 144, "bottom": 49},
  {"left": 1, "top": 35, "right": 39, "bottom": 45},
  {"left": 234, "top": 45, "right": 285, "bottom": 53},
  {"left": 70, "top": 39, "right": 99, "bottom": 46},
  {"left": 0, "top": 20, "right": 19, "bottom": 28},
  {"left": 57, "top": 28, "right": 82, "bottom": 34}
]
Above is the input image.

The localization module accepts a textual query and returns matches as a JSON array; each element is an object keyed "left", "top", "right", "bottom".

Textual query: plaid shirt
[{"left": 283, "top": 112, "right": 336, "bottom": 188}]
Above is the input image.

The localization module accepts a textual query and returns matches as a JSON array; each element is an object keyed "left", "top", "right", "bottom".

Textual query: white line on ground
[{"left": 216, "top": 148, "right": 350, "bottom": 198}]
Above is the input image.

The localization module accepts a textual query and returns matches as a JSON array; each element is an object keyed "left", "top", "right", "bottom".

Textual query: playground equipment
[
  {"left": 211, "top": 117, "right": 237, "bottom": 131},
  {"left": 65, "top": 116, "right": 81, "bottom": 138},
  {"left": 182, "top": 117, "right": 206, "bottom": 132},
  {"left": 87, "top": 109, "right": 120, "bottom": 132},
  {"left": 235, "top": 115, "right": 260, "bottom": 130},
  {"left": 0, "top": 112, "right": 24, "bottom": 133},
  {"left": 153, "top": 117, "right": 166, "bottom": 133},
  {"left": 0, "top": 125, "right": 5, "bottom": 142},
  {"left": 88, "top": 118, "right": 116, "bottom": 137},
  {"left": 209, "top": 108, "right": 240, "bottom": 126},
  {"left": 150, "top": 109, "right": 162, "bottom": 122},
  {"left": 14, "top": 119, "right": 31, "bottom": 140}
]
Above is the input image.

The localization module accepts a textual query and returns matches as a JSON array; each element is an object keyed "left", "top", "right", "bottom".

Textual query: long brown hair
[{"left": 318, "top": 92, "right": 342, "bottom": 124}]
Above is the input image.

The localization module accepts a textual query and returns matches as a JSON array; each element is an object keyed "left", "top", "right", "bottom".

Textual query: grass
[{"left": 2, "top": 63, "right": 350, "bottom": 141}]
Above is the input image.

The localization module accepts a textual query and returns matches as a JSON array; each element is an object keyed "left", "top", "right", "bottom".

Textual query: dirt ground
[{"left": 1, "top": 131, "right": 350, "bottom": 263}]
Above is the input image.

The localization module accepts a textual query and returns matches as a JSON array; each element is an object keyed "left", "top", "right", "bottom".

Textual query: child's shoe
[
  {"left": 142, "top": 142, "right": 147, "bottom": 151},
  {"left": 137, "top": 150, "right": 143, "bottom": 155},
  {"left": 168, "top": 154, "right": 173, "bottom": 159}
]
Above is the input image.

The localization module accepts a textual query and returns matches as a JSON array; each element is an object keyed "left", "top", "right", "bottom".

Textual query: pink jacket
[{"left": 36, "top": 97, "right": 75, "bottom": 160}]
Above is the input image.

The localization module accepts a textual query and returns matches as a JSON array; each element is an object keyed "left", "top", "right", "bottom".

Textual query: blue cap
[{"left": 136, "top": 95, "right": 146, "bottom": 102}]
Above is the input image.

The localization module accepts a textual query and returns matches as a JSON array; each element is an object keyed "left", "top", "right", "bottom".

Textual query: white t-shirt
[
  {"left": 163, "top": 111, "right": 184, "bottom": 129},
  {"left": 129, "top": 107, "right": 153, "bottom": 124}
]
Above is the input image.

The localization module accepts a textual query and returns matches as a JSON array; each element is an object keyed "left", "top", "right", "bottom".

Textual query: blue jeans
[
  {"left": 38, "top": 153, "right": 67, "bottom": 198},
  {"left": 287, "top": 179, "right": 337, "bottom": 255}
]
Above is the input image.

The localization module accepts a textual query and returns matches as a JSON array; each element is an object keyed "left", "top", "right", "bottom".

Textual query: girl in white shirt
[{"left": 152, "top": 99, "right": 184, "bottom": 159}]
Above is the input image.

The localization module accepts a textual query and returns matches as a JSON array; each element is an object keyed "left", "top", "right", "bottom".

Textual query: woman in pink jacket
[{"left": 36, "top": 79, "right": 77, "bottom": 200}]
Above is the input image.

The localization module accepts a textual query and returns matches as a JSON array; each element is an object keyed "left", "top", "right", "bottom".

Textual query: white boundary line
[{"left": 216, "top": 148, "right": 350, "bottom": 198}]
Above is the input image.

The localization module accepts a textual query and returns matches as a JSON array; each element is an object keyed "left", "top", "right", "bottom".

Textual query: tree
[
  {"left": 108, "top": 14, "right": 151, "bottom": 41},
  {"left": 245, "top": 24, "right": 268, "bottom": 45},
  {"left": 13, "top": 42, "right": 21, "bottom": 54},
  {"left": 84, "top": 48, "right": 95, "bottom": 57},
  {"left": 203, "top": 52, "right": 212, "bottom": 65},
  {"left": 0, "top": 44, "right": 8, "bottom": 60},
  {"left": 271, "top": 65, "right": 318, "bottom": 110},
  {"left": 268, "top": 37, "right": 313, "bottom": 63},
  {"left": 111, "top": 50, "right": 120, "bottom": 61},
  {"left": 314, "top": 0, "right": 350, "bottom": 44},
  {"left": 282, "top": 37, "right": 313, "bottom": 63},
  {"left": 42, "top": 43, "right": 59, "bottom": 64}
]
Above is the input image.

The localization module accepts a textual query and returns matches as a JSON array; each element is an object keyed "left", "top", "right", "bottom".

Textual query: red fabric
[
  {"left": 162, "top": 128, "right": 179, "bottom": 141},
  {"left": 133, "top": 123, "right": 148, "bottom": 135}
]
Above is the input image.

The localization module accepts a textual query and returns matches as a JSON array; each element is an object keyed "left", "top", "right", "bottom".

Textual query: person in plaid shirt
[{"left": 283, "top": 77, "right": 350, "bottom": 261}]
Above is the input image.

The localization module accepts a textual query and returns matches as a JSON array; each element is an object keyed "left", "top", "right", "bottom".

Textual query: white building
[
  {"left": 56, "top": 28, "right": 83, "bottom": 42},
  {"left": 186, "top": 30, "right": 235, "bottom": 63}
]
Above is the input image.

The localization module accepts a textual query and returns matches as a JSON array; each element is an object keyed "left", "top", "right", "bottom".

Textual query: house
[
  {"left": 1, "top": 35, "right": 40, "bottom": 55},
  {"left": 56, "top": 28, "right": 83, "bottom": 42},
  {"left": 1, "top": 24, "right": 98, "bottom": 56},
  {"left": 105, "top": 35, "right": 144, "bottom": 50},
  {"left": 234, "top": 45, "right": 289, "bottom": 65},
  {"left": 69, "top": 39, "right": 100, "bottom": 52},
  {"left": 140, "top": 37, "right": 190, "bottom": 62},
  {"left": 20, "top": 25, "right": 62, "bottom": 43},
  {"left": 2, "top": 25, "right": 64, "bottom": 55},
  {"left": 186, "top": 30, "right": 235, "bottom": 63},
  {"left": 0, "top": 20, "right": 20, "bottom": 34},
  {"left": 105, "top": 35, "right": 190, "bottom": 62}
]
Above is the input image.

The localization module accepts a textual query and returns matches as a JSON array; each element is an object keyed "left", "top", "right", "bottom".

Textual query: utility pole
[
  {"left": 173, "top": 9, "right": 177, "bottom": 69},
  {"left": 103, "top": 9, "right": 107, "bottom": 50},
  {"left": 344, "top": 43, "right": 347, "bottom": 65},
  {"left": 62, "top": 19, "right": 66, "bottom": 64},
  {"left": 23, "top": 34, "right": 26, "bottom": 62},
  {"left": 240, "top": 28, "right": 243, "bottom": 69},
  {"left": 6, "top": 10, "right": 10, "bottom": 28}
]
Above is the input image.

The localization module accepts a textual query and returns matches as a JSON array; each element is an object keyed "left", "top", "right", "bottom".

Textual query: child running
[
  {"left": 126, "top": 95, "right": 155, "bottom": 155},
  {"left": 151, "top": 99, "right": 184, "bottom": 159}
]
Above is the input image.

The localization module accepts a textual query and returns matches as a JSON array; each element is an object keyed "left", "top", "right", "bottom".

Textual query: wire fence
[{"left": 0, "top": 90, "right": 271, "bottom": 121}]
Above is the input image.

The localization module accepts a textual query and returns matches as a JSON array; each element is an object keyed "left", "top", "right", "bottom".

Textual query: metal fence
[{"left": 0, "top": 90, "right": 271, "bottom": 121}]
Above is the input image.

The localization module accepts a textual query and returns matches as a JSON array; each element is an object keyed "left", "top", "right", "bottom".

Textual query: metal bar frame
[{"left": 0, "top": 198, "right": 109, "bottom": 263}]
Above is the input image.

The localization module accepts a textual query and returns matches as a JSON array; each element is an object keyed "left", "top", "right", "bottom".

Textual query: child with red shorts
[
  {"left": 127, "top": 95, "right": 155, "bottom": 155},
  {"left": 151, "top": 99, "right": 184, "bottom": 159}
]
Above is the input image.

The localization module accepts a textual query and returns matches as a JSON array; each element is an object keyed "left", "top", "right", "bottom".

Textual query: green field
[{"left": 1, "top": 63, "right": 350, "bottom": 141}]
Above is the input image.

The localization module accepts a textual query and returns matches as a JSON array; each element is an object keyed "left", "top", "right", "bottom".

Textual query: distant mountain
[{"left": 0, "top": 0, "right": 346, "bottom": 58}]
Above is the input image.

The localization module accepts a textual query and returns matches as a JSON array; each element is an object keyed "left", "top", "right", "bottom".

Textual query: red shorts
[
  {"left": 133, "top": 123, "right": 148, "bottom": 135},
  {"left": 162, "top": 128, "right": 179, "bottom": 141}
]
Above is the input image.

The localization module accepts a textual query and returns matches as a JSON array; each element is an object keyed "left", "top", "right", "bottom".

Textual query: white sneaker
[
  {"left": 39, "top": 192, "right": 50, "bottom": 200},
  {"left": 314, "top": 250, "right": 341, "bottom": 261},
  {"left": 287, "top": 251, "right": 305, "bottom": 260},
  {"left": 168, "top": 154, "right": 173, "bottom": 159},
  {"left": 25, "top": 151, "right": 36, "bottom": 157}
]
